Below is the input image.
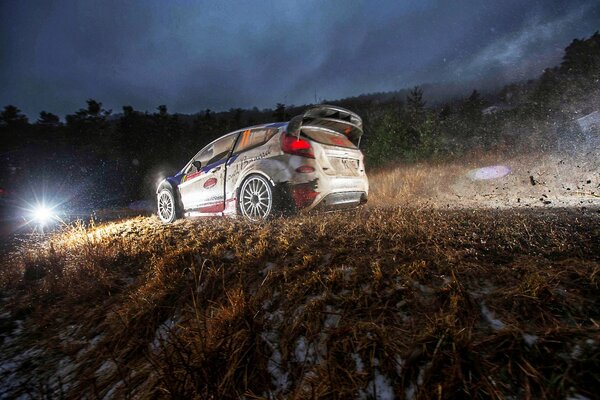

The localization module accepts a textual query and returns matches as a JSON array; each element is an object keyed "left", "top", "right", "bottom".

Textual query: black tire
[{"left": 157, "top": 187, "right": 179, "bottom": 223}]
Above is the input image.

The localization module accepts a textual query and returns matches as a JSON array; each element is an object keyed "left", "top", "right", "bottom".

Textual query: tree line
[{"left": 1, "top": 32, "right": 598, "bottom": 205}]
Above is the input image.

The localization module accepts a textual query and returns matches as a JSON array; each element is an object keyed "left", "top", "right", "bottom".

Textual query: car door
[{"left": 179, "top": 133, "right": 238, "bottom": 212}]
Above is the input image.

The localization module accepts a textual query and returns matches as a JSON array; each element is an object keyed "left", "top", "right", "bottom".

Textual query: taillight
[
  {"left": 281, "top": 134, "right": 315, "bottom": 158},
  {"left": 295, "top": 165, "right": 315, "bottom": 173}
]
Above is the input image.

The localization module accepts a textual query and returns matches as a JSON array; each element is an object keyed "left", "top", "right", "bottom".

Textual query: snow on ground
[
  {"left": 0, "top": 347, "right": 45, "bottom": 399},
  {"left": 261, "top": 331, "right": 290, "bottom": 395},
  {"left": 480, "top": 302, "right": 506, "bottom": 331},
  {"left": 323, "top": 305, "right": 341, "bottom": 329},
  {"left": 150, "top": 316, "right": 179, "bottom": 352},
  {"left": 352, "top": 353, "right": 364, "bottom": 373},
  {"left": 523, "top": 333, "right": 538, "bottom": 347},
  {"left": 95, "top": 360, "right": 117, "bottom": 379},
  {"left": 358, "top": 365, "right": 395, "bottom": 400},
  {"left": 405, "top": 382, "right": 417, "bottom": 400},
  {"left": 567, "top": 394, "right": 591, "bottom": 400},
  {"left": 394, "top": 355, "right": 404, "bottom": 376},
  {"left": 294, "top": 336, "right": 314, "bottom": 364},
  {"left": 103, "top": 379, "right": 124, "bottom": 400}
]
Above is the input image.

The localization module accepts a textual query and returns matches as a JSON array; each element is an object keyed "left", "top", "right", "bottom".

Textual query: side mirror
[{"left": 192, "top": 160, "right": 202, "bottom": 170}]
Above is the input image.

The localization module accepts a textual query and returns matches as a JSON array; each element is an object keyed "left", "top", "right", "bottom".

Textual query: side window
[
  {"left": 185, "top": 134, "right": 238, "bottom": 173},
  {"left": 233, "top": 128, "right": 277, "bottom": 154},
  {"left": 205, "top": 134, "right": 237, "bottom": 165}
]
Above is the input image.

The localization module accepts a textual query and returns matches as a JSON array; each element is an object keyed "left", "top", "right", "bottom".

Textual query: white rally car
[{"left": 156, "top": 105, "right": 368, "bottom": 222}]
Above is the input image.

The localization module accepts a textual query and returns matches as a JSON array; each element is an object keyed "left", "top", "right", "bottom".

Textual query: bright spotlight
[
  {"left": 30, "top": 204, "right": 57, "bottom": 226},
  {"left": 34, "top": 206, "right": 51, "bottom": 224}
]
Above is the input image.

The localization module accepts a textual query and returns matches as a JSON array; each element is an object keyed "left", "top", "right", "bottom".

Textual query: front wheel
[
  {"left": 157, "top": 188, "right": 178, "bottom": 223},
  {"left": 239, "top": 175, "right": 274, "bottom": 221}
]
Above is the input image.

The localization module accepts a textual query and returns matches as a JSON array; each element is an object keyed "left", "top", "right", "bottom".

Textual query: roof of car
[{"left": 255, "top": 121, "right": 288, "bottom": 129}]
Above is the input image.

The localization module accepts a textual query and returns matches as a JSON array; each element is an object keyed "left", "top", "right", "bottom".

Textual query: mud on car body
[{"left": 156, "top": 105, "right": 369, "bottom": 222}]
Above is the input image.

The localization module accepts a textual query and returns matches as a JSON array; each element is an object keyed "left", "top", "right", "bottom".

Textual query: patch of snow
[
  {"left": 95, "top": 360, "right": 117, "bottom": 379},
  {"left": 266, "top": 309, "right": 284, "bottom": 325},
  {"left": 262, "top": 299, "right": 272, "bottom": 310},
  {"left": 150, "top": 317, "right": 178, "bottom": 352},
  {"left": 412, "top": 281, "right": 434, "bottom": 294},
  {"left": 567, "top": 394, "right": 591, "bottom": 400},
  {"left": 0, "top": 347, "right": 44, "bottom": 398},
  {"left": 480, "top": 303, "right": 505, "bottom": 330},
  {"left": 261, "top": 262, "right": 277, "bottom": 275},
  {"left": 4, "top": 320, "right": 23, "bottom": 345},
  {"left": 50, "top": 356, "right": 79, "bottom": 392},
  {"left": 77, "top": 333, "right": 105, "bottom": 359},
  {"left": 103, "top": 379, "right": 124, "bottom": 399},
  {"left": 294, "top": 336, "right": 316, "bottom": 364},
  {"left": 58, "top": 324, "right": 82, "bottom": 343},
  {"left": 397, "top": 312, "right": 410, "bottom": 323},
  {"left": 523, "top": 334, "right": 538, "bottom": 346},
  {"left": 394, "top": 355, "right": 404, "bottom": 376},
  {"left": 359, "top": 369, "right": 395, "bottom": 400},
  {"left": 323, "top": 306, "right": 341, "bottom": 329},
  {"left": 395, "top": 300, "right": 407, "bottom": 309},
  {"left": 417, "top": 364, "right": 428, "bottom": 385},
  {"left": 351, "top": 353, "right": 364, "bottom": 373},
  {"left": 90, "top": 333, "right": 105, "bottom": 346},
  {"left": 261, "top": 331, "right": 290, "bottom": 394},
  {"left": 293, "top": 333, "right": 326, "bottom": 366},
  {"left": 570, "top": 344, "right": 583, "bottom": 360},
  {"left": 469, "top": 282, "right": 497, "bottom": 298},
  {"left": 338, "top": 265, "right": 353, "bottom": 281},
  {"left": 405, "top": 382, "right": 417, "bottom": 400}
]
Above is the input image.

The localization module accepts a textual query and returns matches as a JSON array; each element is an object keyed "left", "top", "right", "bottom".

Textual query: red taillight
[
  {"left": 290, "top": 183, "right": 319, "bottom": 209},
  {"left": 295, "top": 165, "right": 315, "bottom": 173},
  {"left": 281, "top": 134, "right": 315, "bottom": 158}
]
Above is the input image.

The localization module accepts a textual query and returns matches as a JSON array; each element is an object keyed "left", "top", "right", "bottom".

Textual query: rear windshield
[{"left": 302, "top": 128, "right": 357, "bottom": 149}]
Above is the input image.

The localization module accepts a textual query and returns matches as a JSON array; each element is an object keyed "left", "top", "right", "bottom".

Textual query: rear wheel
[
  {"left": 157, "top": 188, "right": 178, "bottom": 223},
  {"left": 239, "top": 175, "right": 274, "bottom": 221}
]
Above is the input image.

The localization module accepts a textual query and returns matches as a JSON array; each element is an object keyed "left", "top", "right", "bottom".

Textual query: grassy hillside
[{"left": 1, "top": 198, "right": 599, "bottom": 398}]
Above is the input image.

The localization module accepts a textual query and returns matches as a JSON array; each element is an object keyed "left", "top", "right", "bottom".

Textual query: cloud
[
  {"left": 447, "top": 3, "right": 600, "bottom": 83},
  {"left": 1, "top": 0, "right": 599, "bottom": 117}
]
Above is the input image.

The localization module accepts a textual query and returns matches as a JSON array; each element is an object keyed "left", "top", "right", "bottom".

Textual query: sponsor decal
[{"left": 204, "top": 177, "right": 218, "bottom": 189}]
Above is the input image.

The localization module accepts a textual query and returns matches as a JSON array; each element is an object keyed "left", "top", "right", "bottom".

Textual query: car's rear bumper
[
  {"left": 312, "top": 191, "right": 367, "bottom": 211},
  {"left": 288, "top": 174, "right": 369, "bottom": 212}
]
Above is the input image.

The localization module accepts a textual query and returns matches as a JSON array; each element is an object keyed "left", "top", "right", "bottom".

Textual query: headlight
[{"left": 29, "top": 204, "right": 58, "bottom": 226}]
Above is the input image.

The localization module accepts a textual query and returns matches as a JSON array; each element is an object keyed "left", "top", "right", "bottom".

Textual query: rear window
[
  {"left": 302, "top": 128, "right": 357, "bottom": 149},
  {"left": 234, "top": 128, "right": 278, "bottom": 153}
]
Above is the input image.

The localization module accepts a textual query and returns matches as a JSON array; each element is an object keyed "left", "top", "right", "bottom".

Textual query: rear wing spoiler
[{"left": 287, "top": 105, "right": 364, "bottom": 147}]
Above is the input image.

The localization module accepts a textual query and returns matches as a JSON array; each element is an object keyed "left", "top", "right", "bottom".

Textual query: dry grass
[
  {"left": 369, "top": 150, "right": 599, "bottom": 209},
  {"left": 0, "top": 203, "right": 599, "bottom": 399}
]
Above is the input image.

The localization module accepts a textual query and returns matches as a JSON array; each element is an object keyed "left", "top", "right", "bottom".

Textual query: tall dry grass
[
  {"left": 368, "top": 149, "right": 599, "bottom": 209},
  {"left": 0, "top": 204, "right": 598, "bottom": 399}
]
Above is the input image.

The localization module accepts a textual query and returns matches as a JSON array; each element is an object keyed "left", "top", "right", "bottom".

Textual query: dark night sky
[{"left": 1, "top": 0, "right": 599, "bottom": 118}]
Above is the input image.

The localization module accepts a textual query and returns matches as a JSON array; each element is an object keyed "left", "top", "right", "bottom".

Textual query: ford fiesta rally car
[{"left": 156, "top": 105, "right": 369, "bottom": 222}]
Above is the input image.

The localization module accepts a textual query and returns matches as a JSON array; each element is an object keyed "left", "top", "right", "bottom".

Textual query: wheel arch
[
  {"left": 156, "top": 178, "right": 183, "bottom": 218},
  {"left": 156, "top": 178, "right": 179, "bottom": 195}
]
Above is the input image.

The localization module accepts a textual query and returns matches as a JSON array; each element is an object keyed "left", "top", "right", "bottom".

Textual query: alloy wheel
[{"left": 240, "top": 176, "right": 273, "bottom": 221}]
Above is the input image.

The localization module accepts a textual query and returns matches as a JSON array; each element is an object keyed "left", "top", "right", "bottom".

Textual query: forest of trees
[{"left": 1, "top": 32, "right": 598, "bottom": 207}]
